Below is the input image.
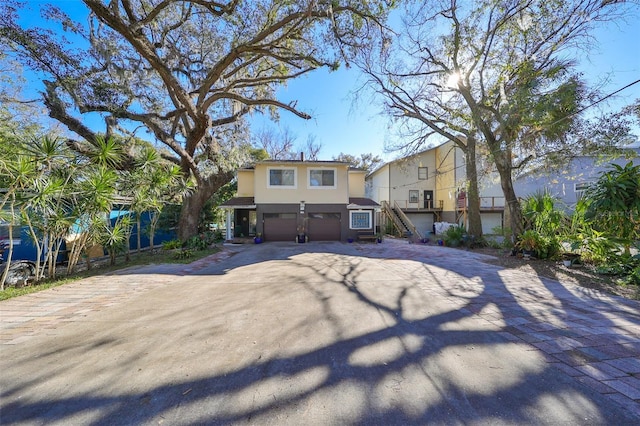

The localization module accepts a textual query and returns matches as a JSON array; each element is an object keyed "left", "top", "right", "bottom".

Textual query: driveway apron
[{"left": 1, "top": 240, "right": 639, "bottom": 425}]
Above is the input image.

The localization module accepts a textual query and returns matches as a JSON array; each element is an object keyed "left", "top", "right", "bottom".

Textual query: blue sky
[
  {"left": 12, "top": 2, "right": 640, "bottom": 163},
  {"left": 259, "top": 15, "right": 640, "bottom": 162}
]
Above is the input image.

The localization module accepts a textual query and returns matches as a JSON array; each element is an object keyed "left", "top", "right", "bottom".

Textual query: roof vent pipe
[{"left": 300, "top": 152, "right": 304, "bottom": 161}]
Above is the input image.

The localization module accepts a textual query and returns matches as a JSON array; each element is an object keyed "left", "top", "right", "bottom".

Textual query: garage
[
  {"left": 481, "top": 212, "right": 503, "bottom": 235},
  {"left": 263, "top": 213, "right": 297, "bottom": 241},
  {"left": 306, "top": 213, "right": 341, "bottom": 241}
]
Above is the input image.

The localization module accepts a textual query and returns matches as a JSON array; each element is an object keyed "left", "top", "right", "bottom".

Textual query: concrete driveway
[{"left": 1, "top": 240, "right": 639, "bottom": 425}]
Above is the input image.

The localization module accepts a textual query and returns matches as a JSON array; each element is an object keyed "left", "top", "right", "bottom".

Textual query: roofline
[
  {"left": 255, "top": 160, "right": 350, "bottom": 166},
  {"left": 366, "top": 139, "right": 462, "bottom": 178}
]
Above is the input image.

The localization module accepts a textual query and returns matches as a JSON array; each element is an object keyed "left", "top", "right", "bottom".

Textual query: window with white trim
[
  {"left": 409, "top": 190, "right": 419, "bottom": 203},
  {"left": 418, "top": 167, "right": 428, "bottom": 180},
  {"left": 268, "top": 168, "right": 296, "bottom": 188},
  {"left": 308, "top": 168, "right": 336, "bottom": 188},
  {"left": 349, "top": 211, "right": 371, "bottom": 229}
]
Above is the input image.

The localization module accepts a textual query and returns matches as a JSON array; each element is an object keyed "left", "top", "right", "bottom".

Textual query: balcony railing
[{"left": 394, "top": 199, "right": 444, "bottom": 210}]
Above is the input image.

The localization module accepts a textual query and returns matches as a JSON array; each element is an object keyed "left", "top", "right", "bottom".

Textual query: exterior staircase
[{"left": 381, "top": 201, "right": 423, "bottom": 242}]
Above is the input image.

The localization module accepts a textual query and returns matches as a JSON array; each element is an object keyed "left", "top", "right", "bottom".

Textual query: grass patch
[{"left": 0, "top": 247, "right": 221, "bottom": 301}]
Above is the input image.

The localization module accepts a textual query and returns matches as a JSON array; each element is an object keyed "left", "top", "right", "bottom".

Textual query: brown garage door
[
  {"left": 307, "top": 213, "right": 341, "bottom": 241},
  {"left": 263, "top": 213, "right": 297, "bottom": 241}
]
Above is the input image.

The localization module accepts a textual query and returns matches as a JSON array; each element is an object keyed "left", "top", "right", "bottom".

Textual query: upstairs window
[
  {"left": 409, "top": 190, "right": 419, "bottom": 203},
  {"left": 309, "top": 168, "right": 336, "bottom": 188},
  {"left": 268, "top": 168, "right": 296, "bottom": 188},
  {"left": 418, "top": 167, "right": 428, "bottom": 180}
]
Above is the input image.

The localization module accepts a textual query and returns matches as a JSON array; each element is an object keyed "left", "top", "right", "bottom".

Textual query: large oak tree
[{"left": 1, "top": 0, "right": 391, "bottom": 240}]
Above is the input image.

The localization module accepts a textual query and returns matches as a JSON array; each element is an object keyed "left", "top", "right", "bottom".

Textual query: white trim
[
  {"left": 349, "top": 210, "right": 372, "bottom": 230},
  {"left": 267, "top": 167, "right": 297, "bottom": 189},
  {"left": 307, "top": 167, "right": 337, "bottom": 189}
]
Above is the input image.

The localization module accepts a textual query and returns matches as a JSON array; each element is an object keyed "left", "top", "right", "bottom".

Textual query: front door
[
  {"left": 235, "top": 210, "right": 251, "bottom": 237},
  {"left": 424, "top": 190, "right": 434, "bottom": 209}
]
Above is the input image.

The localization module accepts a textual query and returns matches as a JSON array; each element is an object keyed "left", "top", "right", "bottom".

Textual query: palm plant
[
  {"left": 65, "top": 165, "right": 120, "bottom": 273},
  {"left": 126, "top": 145, "right": 186, "bottom": 252},
  {"left": 583, "top": 162, "right": 640, "bottom": 257},
  {"left": 520, "top": 190, "right": 564, "bottom": 259},
  {"left": 100, "top": 214, "right": 132, "bottom": 266}
]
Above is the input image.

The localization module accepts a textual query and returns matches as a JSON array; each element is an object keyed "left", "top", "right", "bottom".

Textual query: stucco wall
[
  {"left": 348, "top": 170, "right": 366, "bottom": 197},
  {"left": 236, "top": 169, "right": 254, "bottom": 197},
  {"left": 254, "top": 162, "right": 350, "bottom": 204}
]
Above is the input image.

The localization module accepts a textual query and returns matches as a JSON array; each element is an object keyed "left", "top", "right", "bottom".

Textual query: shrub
[
  {"left": 184, "top": 230, "right": 219, "bottom": 250},
  {"left": 162, "top": 239, "right": 182, "bottom": 250},
  {"left": 443, "top": 225, "right": 465, "bottom": 247},
  {"left": 173, "top": 249, "right": 193, "bottom": 260},
  {"left": 522, "top": 190, "right": 566, "bottom": 236}
]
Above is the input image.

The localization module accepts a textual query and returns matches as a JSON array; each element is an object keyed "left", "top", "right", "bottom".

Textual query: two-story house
[
  {"left": 221, "top": 158, "right": 379, "bottom": 242},
  {"left": 366, "top": 140, "right": 504, "bottom": 238}
]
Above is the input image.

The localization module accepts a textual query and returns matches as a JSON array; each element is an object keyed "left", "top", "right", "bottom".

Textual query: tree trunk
[
  {"left": 177, "top": 171, "right": 235, "bottom": 241},
  {"left": 464, "top": 137, "right": 483, "bottom": 239},
  {"left": 177, "top": 184, "right": 215, "bottom": 241},
  {"left": 149, "top": 212, "right": 157, "bottom": 251},
  {"left": 136, "top": 215, "right": 141, "bottom": 253},
  {"left": 494, "top": 152, "right": 524, "bottom": 239}
]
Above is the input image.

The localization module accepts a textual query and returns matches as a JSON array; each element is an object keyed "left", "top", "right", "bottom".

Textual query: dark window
[
  {"left": 309, "top": 169, "right": 335, "bottom": 187},
  {"left": 269, "top": 169, "right": 295, "bottom": 186}
]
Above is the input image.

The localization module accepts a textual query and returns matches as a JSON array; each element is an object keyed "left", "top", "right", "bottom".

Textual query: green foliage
[
  {"left": 332, "top": 152, "right": 384, "bottom": 172},
  {"left": 384, "top": 221, "right": 395, "bottom": 235},
  {"left": 535, "top": 234, "right": 561, "bottom": 260},
  {"left": 184, "top": 231, "right": 218, "bottom": 250},
  {"left": 519, "top": 191, "right": 566, "bottom": 259},
  {"left": 443, "top": 225, "right": 465, "bottom": 247},
  {"left": 517, "top": 229, "right": 540, "bottom": 252},
  {"left": 100, "top": 214, "right": 132, "bottom": 266},
  {"left": 583, "top": 162, "right": 640, "bottom": 256},
  {"left": 162, "top": 239, "right": 182, "bottom": 250},
  {"left": 564, "top": 163, "right": 640, "bottom": 290},
  {"left": 173, "top": 249, "right": 194, "bottom": 260},
  {"left": 514, "top": 229, "right": 557, "bottom": 259},
  {"left": 522, "top": 190, "right": 566, "bottom": 235},
  {"left": 596, "top": 251, "right": 640, "bottom": 287}
]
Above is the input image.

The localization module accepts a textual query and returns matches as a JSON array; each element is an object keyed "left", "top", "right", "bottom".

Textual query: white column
[{"left": 225, "top": 209, "right": 233, "bottom": 241}]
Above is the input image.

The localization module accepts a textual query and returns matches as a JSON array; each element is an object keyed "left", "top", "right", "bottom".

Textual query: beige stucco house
[
  {"left": 365, "top": 140, "right": 504, "bottom": 237},
  {"left": 221, "top": 159, "right": 379, "bottom": 242}
]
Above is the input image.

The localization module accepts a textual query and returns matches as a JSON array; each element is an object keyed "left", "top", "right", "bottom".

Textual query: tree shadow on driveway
[{"left": 1, "top": 242, "right": 639, "bottom": 424}]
